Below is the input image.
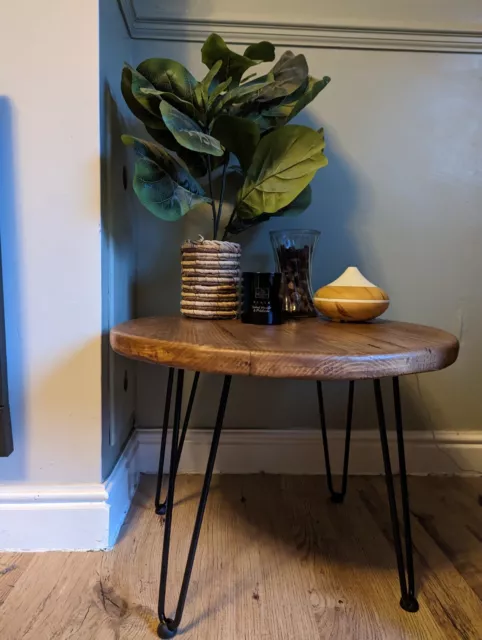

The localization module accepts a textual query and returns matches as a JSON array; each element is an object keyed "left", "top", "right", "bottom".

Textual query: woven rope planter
[{"left": 180, "top": 239, "right": 241, "bottom": 319}]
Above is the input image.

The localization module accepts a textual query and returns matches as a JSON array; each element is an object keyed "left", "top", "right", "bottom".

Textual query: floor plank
[
  {"left": 0, "top": 552, "right": 33, "bottom": 608},
  {"left": 1, "top": 474, "right": 482, "bottom": 639}
]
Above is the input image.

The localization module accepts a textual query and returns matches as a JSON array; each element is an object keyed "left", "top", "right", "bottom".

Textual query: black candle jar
[{"left": 241, "top": 272, "right": 283, "bottom": 325}]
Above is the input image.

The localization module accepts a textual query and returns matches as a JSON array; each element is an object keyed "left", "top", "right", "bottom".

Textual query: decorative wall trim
[
  {"left": 118, "top": 0, "right": 482, "bottom": 53},
  {"left": 136, "top": 428, "right": 482, "bottom": 476},
  {"left": 0, "top": 434, "right": 139, "bottom": 552}
]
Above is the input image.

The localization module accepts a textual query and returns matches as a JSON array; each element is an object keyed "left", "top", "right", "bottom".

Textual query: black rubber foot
[
  {"left": 155, "top": 503, "right": 167, "bottom": 516},
  {"left": 400, "top": 596, "right": 419, "bottom": 613},
  {"left": 330, "top": 493, "right": 345, "bottom": 504},
  {"left": 158, "top": 619, "right": 177, "bottom": 638}
]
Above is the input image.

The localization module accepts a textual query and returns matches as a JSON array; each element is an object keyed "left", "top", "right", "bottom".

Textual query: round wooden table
[{"left": 110, "top": 317, "right": 459, "bottom": 639}]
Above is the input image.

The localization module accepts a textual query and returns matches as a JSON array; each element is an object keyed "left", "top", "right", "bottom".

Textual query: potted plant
[{"left": 121, "top": 33, "right": 330, "bottom": 318}]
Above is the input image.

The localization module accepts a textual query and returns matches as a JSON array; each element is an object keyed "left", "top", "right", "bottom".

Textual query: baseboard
[
  {"left": 2, "top": 427, "right": 480, "bottom": 551},
  {"left": 136, "top": 428, "right": 482, "bottom": 476},
  {"left": 105, "top": 431, "right": 140, "bottom": 547},
  {"left": 0, "top": 434, "right": 139, "bottom": 552}
]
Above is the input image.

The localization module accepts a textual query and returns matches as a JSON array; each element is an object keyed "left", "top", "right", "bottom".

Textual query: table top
[{"left": 110, "top": 316, "right": 459, "bottom": 381}]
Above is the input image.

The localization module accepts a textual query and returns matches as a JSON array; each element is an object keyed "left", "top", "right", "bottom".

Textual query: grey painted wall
[
  {"left": 100, "top": 0, "right": 138, "bottom": 478},
  {"left": 124, "top": 37, "right": 481, "bottom": 433}
]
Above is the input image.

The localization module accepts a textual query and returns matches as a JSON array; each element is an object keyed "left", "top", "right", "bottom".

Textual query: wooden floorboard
[{"left": 1, "top": 475, "right": 482, "bottom": 639}]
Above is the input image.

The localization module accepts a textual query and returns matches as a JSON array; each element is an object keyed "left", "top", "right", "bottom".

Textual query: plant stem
[
  {"left": 207, "top": 156, "right": 217, "bottom": 239},
  {"left": 222, "top": 208, "right": 237, "bottom": 241},
  {"left": 214, "top": 157, "right": 229, "bottom": 240}
]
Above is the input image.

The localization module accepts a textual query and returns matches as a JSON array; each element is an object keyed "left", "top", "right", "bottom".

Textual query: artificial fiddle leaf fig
[
  {"left": 211, "top": 115, "right": 260, "bottom": 173},
  {"left": 120, "top": 33, "right": 332, "bottom": 239},
  {"left": 202, "top": 34, "right": 271, "bottom": 85},
  {"left": 122, "top": 135, "right": 210, "bottom": 221},
  {"left": 137, "top": 58, "right": 198, "bottom": 104},
  {"left": 235, "top": 125, "right": 327, "bottom": 219},
  {"left": 160, "top": 101, "right": 224, "bottom": 156}
]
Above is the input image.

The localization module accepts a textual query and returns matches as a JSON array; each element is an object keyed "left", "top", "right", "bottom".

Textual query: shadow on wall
[
  {"left": 100, "top": 82, "right": 138, "bottom": 479},
  {"left": 0, "top": 98, "right": 25, "bottom": 474}
]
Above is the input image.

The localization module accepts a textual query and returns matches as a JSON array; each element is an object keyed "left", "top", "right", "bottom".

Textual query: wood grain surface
[
  {"left": 2, "top": 475, "right": 482, "bottom": 639},
  {"left": 110, "top": 317, "right": 459, "bottom": 380}
]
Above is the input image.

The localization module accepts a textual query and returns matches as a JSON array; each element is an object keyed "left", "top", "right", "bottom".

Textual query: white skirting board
[
  {"left": 1, "top": 428, "right": 481, "bottom": 551},
  {"left": 0, "top": 434, "right": 140, "bottom": 552},
  {"left": 136, "top": 428, "right": 482, "bottom": 476}
]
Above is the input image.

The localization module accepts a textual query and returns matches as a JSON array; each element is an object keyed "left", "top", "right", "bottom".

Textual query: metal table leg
[
  {"left": 373, "top": 377, "right": 419, "bottom": 613},
  {"left": 155, "top": 369, "right": 200, "bottom": 516},
  {"left": 318, "top": 377, "right": 418, "bottom": 611},
  {"left": 157, "top": 372, "right": 232, "bottom": 638},
  {"left": 317, "top": 380, "right": 354, "bottom": 503}
]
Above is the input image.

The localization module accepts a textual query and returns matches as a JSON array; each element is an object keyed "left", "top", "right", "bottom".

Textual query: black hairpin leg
[
  {"left": 155, "top": 370, "right": 200, "bottom": 516},
  {"left": 317, "top": 380, "right": 354, "bottom": 503},
  {"left": 374, "top": 377, "right": 419, "bottom": 613},
  {"left": 155, "top": 368, "right": 174, "bottom": 515},
  {"left": 157, "top": 374, "right": 232, "bottom": 639}
]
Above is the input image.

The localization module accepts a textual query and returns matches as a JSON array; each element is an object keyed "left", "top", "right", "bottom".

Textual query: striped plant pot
[{"left": 180, "top": 239, "right": 241, "bottom": 319}]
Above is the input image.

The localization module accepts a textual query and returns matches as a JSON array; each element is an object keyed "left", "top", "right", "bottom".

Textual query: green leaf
[
  {"left": 225, "top": 185, "right": 312, "bottom": 236},
  {"left": 207, "top": 77, "right": 233, "bottom": 108},
  {"left": 122, "top": 135, "right": 210, "bottom": 221},
  {"left": 201, "top": 33, "right": 267, "bottom": 85},
  {"left": 258, "top": 51, "right": 309, "bottom": 101},
  {"left": 288, "top": 76, "right": 331, "bottom": 120},
  {"left": 200, "top": 60, "right": 222, "bottom": 97},
  {"left": 278, "top": 184, "right": 312, "bottom": 215},
  {"left": 243, "top": 42, "right": 275, "bottom": 62},
  {"left": 272, "top": 52, "right": 307, "bottom": 85},
  {"left": 235, "top": 125, "right": 327, "bottom": 219},
  {"left": 239, "top": 51, "right": 308, "bottom": 102},
  {"left": 145, "top": 126, "right": 207, "bottom": 177},
  {"left": 121, "top": 63, "right": 163, "bottom": 128},
  {"left": 137, "top": 58, "right": 198, "bottom": 103},
  {"left": 140, "top": 88, "right": 201, "bottom": 121},
  {"left": 240, "top": 72, "right": 258, "bottom": 84},
  {"left": 194, "top": 60, "right": 223, "bottom": 113},
  {"left": 160, "top": 101, "right": 224, "bottom": 156},
  {"left": 211, "top": 115, "right": 260, "bottom": 173},
  {"left": 241, "top": 75, "right": 331, "bottom": 132},
  {"left": 215, "top": 77, "right": 274, "bottom": 112},
  {"left": 224, "top": 52, "right": 310, "bottom": 122}
]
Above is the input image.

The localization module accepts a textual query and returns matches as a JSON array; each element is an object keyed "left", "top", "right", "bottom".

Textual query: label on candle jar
[
  {"left": 242, "top": 273, "right": 283, "bottom": 325},
  {"left": 253, "top": 287, "right": 271, "bottom": 313}
]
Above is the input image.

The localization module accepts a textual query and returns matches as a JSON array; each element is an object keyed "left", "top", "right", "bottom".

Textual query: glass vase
[{"left": 270, "top": 229, "right": 320, "bottom": 319}]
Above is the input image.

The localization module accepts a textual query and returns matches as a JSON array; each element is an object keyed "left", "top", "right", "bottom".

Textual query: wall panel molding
[{"left": 118, "top": 0, "right": 482, "bottom": 53}]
